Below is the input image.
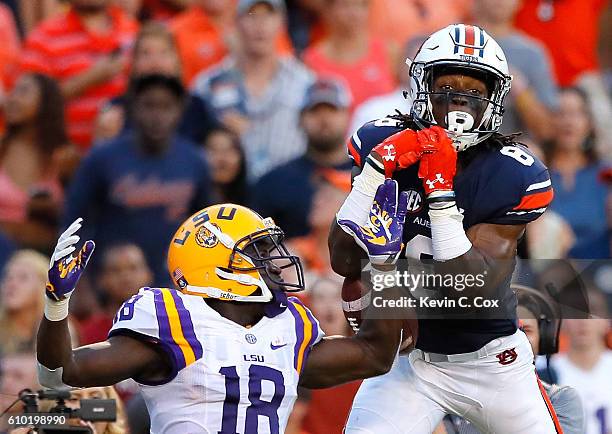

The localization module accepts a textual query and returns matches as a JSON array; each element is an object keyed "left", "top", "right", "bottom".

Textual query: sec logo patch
[
  {"left": 405, "top": 190, "right": 423, "bottom": 213},
  {"left": 195, "top": 224, "right": 220, "bottom": 248}
]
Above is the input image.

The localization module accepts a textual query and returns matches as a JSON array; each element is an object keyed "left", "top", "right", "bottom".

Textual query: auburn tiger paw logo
[{"left": 496, "top": 348, "right": 518, "bottom": 365}]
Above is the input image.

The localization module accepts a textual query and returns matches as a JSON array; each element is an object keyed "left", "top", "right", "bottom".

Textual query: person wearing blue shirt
[
  {"left": 250, "top": 78, "right": 353, "bottom": 238},
  {"left": 63, "top": 74, "right": 212, "bottom": 286},
  {"left": 546, "top": 87, "right": 610, "bottom": 259}
]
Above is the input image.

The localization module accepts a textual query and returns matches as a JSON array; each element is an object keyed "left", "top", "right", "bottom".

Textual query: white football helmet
[{"left": 408, "top": 24, "right": 512, "bottom": 151}]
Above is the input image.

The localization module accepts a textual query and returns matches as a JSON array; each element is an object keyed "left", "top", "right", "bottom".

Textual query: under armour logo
[
  {"left": 425, "top": 173, "right": 445, "bottom": 190},
  {"left": 496, "top": 348, "right": 518, "bottom": 365},
  {"left": 382, "top": 144, "right": 396, "bottom": 162}
]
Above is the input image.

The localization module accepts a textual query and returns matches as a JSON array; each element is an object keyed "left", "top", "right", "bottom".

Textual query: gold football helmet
[{"left": 167, "top": 204, "right": 304, "bottom": 302}]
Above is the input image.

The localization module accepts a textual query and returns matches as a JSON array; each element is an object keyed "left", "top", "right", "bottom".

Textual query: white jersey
[
  {"left": 109, "top": 287, "right": 324, "bottom": 434},
  {"left": 552, "top": 351, "right": 612, "bottom": 434}
]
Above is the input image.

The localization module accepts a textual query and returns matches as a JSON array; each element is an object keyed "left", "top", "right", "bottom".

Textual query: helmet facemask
[
  {"left": 229, "top": 226, "right": 305, "bottom": 292},
  {"left": 410, "top": 61, "right": 511, "bottom": 151}
]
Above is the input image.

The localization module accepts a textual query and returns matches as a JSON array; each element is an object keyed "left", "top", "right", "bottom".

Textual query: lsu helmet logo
[{"left": 195, "top": 224, "right": 221, "bottom": 248}]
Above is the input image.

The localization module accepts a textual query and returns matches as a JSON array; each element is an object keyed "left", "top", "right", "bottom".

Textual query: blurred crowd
[{"left": 0, "top": 0, "right": 610, "bottom": 433}]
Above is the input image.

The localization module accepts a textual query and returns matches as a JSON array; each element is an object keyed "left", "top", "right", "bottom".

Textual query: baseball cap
[
  {"left": 237, "top": 0, "right": 286, "bottom": 15},
  {"left": 301, "top": 78, "right": 352, "bottom": 112}
]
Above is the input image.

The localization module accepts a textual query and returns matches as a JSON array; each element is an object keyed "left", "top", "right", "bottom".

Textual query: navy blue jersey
[{"left": 348, "top": 117, "right": 553, "bottom": 354}]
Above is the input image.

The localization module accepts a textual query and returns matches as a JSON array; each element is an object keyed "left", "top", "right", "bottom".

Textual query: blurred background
[{"left": 0, "top": 0, "right": 610, "bottom": 433}]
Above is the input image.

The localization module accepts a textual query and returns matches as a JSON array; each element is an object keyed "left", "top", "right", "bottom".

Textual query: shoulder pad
[
  {"left": 286, "top": 297, "right": 325, "bottom": 373},
  {"left": 109, "top": 287, "right": 204, "bottom": 378},
  {"left": 481, "top": 144, "right": 553, "bottom": 225}
]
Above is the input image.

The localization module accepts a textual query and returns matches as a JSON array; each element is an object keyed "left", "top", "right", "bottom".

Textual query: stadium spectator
[
  {"left": 63, "top": 74, "right": 211, "bottom": 286},
  {"left": 473, "top": 0, "right": 558, "bottom": 142},
  {"left": 0, "top": 351, "right": 39, "bottom": 432},
  {"left": 0, "top": 250, "right": 47, "bottom": 355},
  {"left": 171, "top": 0, "right": 293, "bottom": 86},
  {"left": 284, "top": 0, "right": 327, "bottom": 55},
  {"left": 141, "top": 0, "right": 190, "bottom": 21},
  {"left": 250, "top": 78, "right": 351, "bottom": 238},
  {"left": 552, "top": 288, "right": 612, "bottom": 434},
  {"left": 193, "top": 0, "right": 313, "bottom": 180},
  {"left": 64, "top": 386, "right": 129, "bottom": 434},
  {"left": 368, "top": 0, "right": 473, "bottom": 47},
  {"left": 77, "top": 243, "right": 152, "bottom": 345},
  {"left": 303, "top": 0, "right": 397, "bottom": 111},
  {"left": 514, "top": 0, "right": 607, "bottom": 87},
  {"left": 514, "top": 0, "right": 612, "bottom": 155},
  {"left": 113, "top": 0, "right": 144, "bottom": 18},
  {"left": 94, "top": 22, "right": 220, "bottom": 143},
  {"left": 547, "top": 87, "right": 610, "bottom": 259},
  {"left": 20, "top": 0, "right": 138, "bottom": 149},
  {"left": 0, "top": 73, "right": 73, "bottom": 251},
  {"left": 15, "top": 0, "right": 63, "bottom": 35},
  {"left": 349, "top": 36, "right": 425, "bottom": 133},
  {"left": 286, "top": 173, "right": 350, "bottom": 274},
  {"left": 202, "top": 127, "right": 248, "bottom": 205},
  {"left": 0, "top": 2, "right": 20, "bottom": 85}
]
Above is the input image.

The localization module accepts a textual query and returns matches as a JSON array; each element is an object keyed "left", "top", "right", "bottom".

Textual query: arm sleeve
[{"left": 109, "top": 288, "right": 204, "bottom": 384}]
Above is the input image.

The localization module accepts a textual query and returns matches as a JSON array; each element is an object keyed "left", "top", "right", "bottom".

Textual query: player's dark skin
[
  {"left": 37, "top": 240, "right": 403, "bottom": 390},
  {"left": 329, "top": 73, "right": 524, "bottom": 291}
]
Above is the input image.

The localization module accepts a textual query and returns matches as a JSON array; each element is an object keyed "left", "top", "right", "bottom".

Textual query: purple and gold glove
[
  {"left": 46, "top": 218, "right": 95, "bottom": 305},
  {"left": 338, "top": 179, "right": 408, "bottom": 266}
]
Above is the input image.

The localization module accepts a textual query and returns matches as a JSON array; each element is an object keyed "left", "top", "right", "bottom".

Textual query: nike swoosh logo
[{"left": 270, "top": 343, "right": 287, "bottom": 350}]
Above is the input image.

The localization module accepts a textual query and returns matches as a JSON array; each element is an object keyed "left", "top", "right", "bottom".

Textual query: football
[{"left": 341, "top": 277, "right": 418, "bottom": 351}]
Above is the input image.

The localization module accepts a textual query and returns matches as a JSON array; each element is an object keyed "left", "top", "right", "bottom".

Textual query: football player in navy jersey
[{"left": 330, "top": 24, "right": 561, "bottom": 433}]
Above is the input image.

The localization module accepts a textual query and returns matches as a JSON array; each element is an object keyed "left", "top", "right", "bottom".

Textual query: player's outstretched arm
[
  {"left": 308, "top": 180, "right": 407, "bottom": 388},
  {"left": 36, "top": 219, "right": 170, "bottom": 388},
  {"left": 299, "top": 300, "right": 403, "bottom": 389}
]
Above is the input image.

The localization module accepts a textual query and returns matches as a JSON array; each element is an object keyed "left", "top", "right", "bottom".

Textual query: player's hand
[
  {"left": 338, "top": 179, "right": 408, "bottom": 266},
  {"left": 46, "top": 218, "right": 95, "bottom": 301},
  {"left": 417, "top": 127, "right": 457, "bottom": 196},
  {"left": 370, "top": 126, "right": 446, "bottom": 177}
]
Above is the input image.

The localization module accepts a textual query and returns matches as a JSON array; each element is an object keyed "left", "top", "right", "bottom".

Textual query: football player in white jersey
[{"left": 36, "top": 188, "right": 407, "bottom": 434}]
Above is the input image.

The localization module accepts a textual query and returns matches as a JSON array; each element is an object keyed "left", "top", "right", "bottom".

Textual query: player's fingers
[
  {"left": 79, "top": 240, "right": 96, "bottom": 267},
  {"left": 397, "top": 191, "right": 409, "bottom": 223},
  {"left": 55, "top": 235, "right": 80, "bottom": 252},
  {"left": 385, "top": 179, "right": 399, "bottom": 216},
  {"left": 418, "top": 156, "right": 429, "bottom": 179},
  {"left": 53, "top": 246, "right": 76, "bottom": 263},
  {"left": 59, "top": 218, "right": 83, "bottom": 240},
  {"left": 397, "top": 152, "right": 419, "bottom": 168},
  {"left": 373, "top": 181, "right": 388, "bottom": 207}
]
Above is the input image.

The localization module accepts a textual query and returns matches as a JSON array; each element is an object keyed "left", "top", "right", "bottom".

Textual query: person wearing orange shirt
[
  {"left": 170, "top": 0, "right": 293, "bottom": 85},
  {"left": 19, "top": 0, "right": 139, "bottom": 150},
  {"left": 368, "top": 0, "right": 473, "bottom": 47},
  {"left": 302, "top": 0, "right": 398, "bottom": 112},
  {"left": 514, "top": 0, "right": 612, "bottom": 154}
]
